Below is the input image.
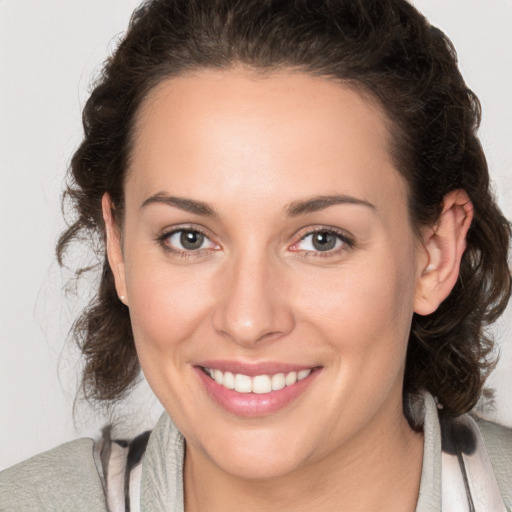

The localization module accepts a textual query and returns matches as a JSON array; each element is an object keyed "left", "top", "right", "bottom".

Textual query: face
[{"left": 109, "top": 69, "right": 429, "bottom": 479}]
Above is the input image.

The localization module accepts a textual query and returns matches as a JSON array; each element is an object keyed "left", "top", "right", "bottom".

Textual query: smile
[
  {"left": 196, "top": 362, "right": 321, "bottom": 417},
  {"left": 202, "top": 367, "right": 312, "bottom": 394}
]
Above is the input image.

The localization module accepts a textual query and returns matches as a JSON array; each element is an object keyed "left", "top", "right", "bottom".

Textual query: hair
[{"left": 57, "top": 0, "right": 511, "bottom": 419}]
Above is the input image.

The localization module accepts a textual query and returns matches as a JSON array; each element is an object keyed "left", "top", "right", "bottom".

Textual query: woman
[{"left": 1, "top": 0, "right": 511, "bottom": 511}]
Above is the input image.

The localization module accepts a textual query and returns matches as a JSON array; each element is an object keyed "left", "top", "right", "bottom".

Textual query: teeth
[
  {"left": 297, "top": 369, "right": 311, "bottom": 380},
  {"left": 271, "top": 373, "right": 286, "bottom": 391},
  {"left": 234, "top": 373, "right": 252, "bottom": 393},
  {"left": 213, "top": 369, "right": 223, "bottom": 385},
  {"left": 252, "top": 375, "right": 272, "bottom": 394},
  {"left": 204, "top": 367, "right": 312, "bottom": 394},
  {"left": 285, "top": 371, "right": 297, "bottom": 386},
  {"left": 223, "top": 371, "right": 235, "bottom": 390}
]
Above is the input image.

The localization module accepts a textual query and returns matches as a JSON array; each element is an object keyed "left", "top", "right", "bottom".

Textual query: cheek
[
  {"left": 124, "top": 260, "right": 218, "bottom": 415},
  {"left": 291, "top": 252, "right": 418, "bottom": 433},
  {"left": 293, "top": 250, "right": 417, "bottom": 363},
  {"left": 126, "top": 259, "right": 213, "bottom": 356}
]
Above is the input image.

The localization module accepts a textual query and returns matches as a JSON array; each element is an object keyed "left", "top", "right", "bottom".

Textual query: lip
[
  {"left": 196, "top": 359, "right": 315, "bottom": 376},
  {"left": 194, "top": 361, "right": 321, "bottom": 417}
]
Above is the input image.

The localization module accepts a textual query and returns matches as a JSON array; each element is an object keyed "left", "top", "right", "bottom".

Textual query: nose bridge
[{"left": 212, "top": 246, "right": 294, "bottom": 346}]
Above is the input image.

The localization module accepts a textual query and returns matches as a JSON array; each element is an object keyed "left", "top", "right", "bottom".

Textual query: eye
[
  {"left": 291, "top": 228, "right": 354, "bottom": 255},
  {"left": 160, "top": 228, "right": 218, "bottom": 253}
]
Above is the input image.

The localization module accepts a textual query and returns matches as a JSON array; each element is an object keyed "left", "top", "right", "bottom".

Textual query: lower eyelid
[
  {"left": 157, "top": 228, "right": 216, "bottom": 252},
  {"left": 292, "top": 229, "right": 354, "bottom": 252},
  {"left": 157, "top": 227, "right": 353, "bottom": 256}
]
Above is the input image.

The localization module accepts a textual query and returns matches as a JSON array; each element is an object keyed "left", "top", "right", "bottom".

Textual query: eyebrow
[
  {"left": 141, "top": 193, "right": 217, "bottom": 217},
  {"left": 285, "top": 195, "right": 376, "bottom": 216},
  {"left": 141, "top": 193, "right": 375, "bottom": 218}
]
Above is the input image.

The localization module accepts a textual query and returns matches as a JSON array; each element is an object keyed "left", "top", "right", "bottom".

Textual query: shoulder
[
  {"left": 0, "top": 438, "right": 107, "bottom": 512},
  {"left": 475, "top": 417, "right": 512, "bottom": 506}
]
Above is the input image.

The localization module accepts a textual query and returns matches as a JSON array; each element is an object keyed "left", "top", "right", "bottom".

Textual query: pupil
[
  {"left": 180, "top": 231, "right": 204, "bottom": 250},
  {"left": 313, "top": 232, "right": 336, "bottom": 251}
]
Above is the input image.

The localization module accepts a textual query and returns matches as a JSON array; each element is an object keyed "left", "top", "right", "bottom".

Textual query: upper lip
[{"left": 195, "top": 360, "right": 319, "bottom": 376}]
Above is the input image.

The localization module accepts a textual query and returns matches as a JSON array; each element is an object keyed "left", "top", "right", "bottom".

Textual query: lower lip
[{"left": 195, "top": 367, "right": 320, "bottom": 417}]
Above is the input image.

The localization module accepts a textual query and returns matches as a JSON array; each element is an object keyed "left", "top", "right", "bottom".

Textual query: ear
[
  {"left": 414, "top": 189, "right": 473, "bottom": 316},
  {"left": 102, "top": 193, "right": 128, "bottom": 306}
]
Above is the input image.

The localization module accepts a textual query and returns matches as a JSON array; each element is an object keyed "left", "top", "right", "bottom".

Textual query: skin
[{"left": 104, "top": 69, "right": 473, "bottom": 511}]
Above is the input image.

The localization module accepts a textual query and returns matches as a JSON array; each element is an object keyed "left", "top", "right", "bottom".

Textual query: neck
[{"left": 184, "top": 400, "right": 423, "bottom": 512}]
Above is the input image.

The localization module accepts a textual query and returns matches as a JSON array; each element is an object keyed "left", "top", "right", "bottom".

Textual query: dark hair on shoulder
[{"left": 57, "top": 0, "right": 511, "bottom": 418}]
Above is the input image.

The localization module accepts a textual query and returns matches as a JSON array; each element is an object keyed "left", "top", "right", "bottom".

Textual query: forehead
[{"left": 127, "top": 68, "right": 407, "bottom": 216}]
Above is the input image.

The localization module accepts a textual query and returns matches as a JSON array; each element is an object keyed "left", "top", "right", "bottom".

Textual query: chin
[
  {"left": 195, "top": 426, "right": 318, "bottom": 481},
  {"left": 214, "top": 450, "right": 305, "bottom": 481}
]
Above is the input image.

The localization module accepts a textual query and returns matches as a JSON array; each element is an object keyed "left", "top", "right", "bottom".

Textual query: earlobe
[
  {"left": 102, "top": 193, "right": 128, "bottom": 305},
  {"left": 414, "top": 189, "right": 473, "bottom": 316}
]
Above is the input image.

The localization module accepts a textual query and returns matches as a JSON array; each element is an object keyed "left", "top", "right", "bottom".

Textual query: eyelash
[
  {"left": 291, "top": 227, "right": 355, "bottom": 258},
  {"left": 156, "top": 226, "right": 355, "bottom": 259},
  {"left": 156, "top": 226, "right": 217, "bottom": 259}
]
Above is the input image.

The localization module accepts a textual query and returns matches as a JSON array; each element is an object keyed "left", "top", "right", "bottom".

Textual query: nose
[{"left": 211, "top": 251, "right": 295, "bottom": 347}]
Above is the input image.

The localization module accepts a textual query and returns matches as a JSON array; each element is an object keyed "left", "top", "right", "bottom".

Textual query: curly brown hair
[{"left": 57, "top": 0, "right": 511, "bottom": 419}]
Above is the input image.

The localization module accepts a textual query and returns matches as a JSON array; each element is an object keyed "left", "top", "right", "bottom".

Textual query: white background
[{"left": 1, "top": 0, "right": 511, "bottom": 470}]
